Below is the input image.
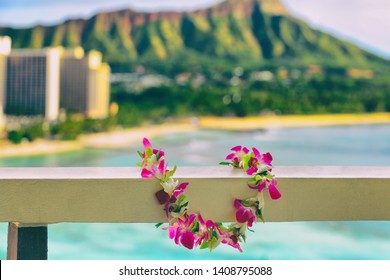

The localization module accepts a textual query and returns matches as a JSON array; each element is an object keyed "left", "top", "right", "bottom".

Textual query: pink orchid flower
[
  {"left": 196, "top": 213, "right": 215, "bottom": 245},
  {"left": 246, "top": 148, "right": 273, "bottom": 175},
  {"left": 215, "top": 225, "right": 243, "bottom": 252},
  {"left": 161, "top": 182, "right": 189, "bottom": 217},
  {"left": 226, "top": 145, "right": 250, "bottom": 167},
  {"left": 141, "top": 158, "right": 167, "bottom": 179},
  {"left": 221, "top": 236, "right": 243, "bottom": 253},
  {"left": 168, "top": 214, "right": 198, "bottom": 250},
  {"left": 249, "top": 177, "right": 281, "bottom": 200},
  {"left": 234, "top": 199, "right": 257, "bottom": 227},
  {"left": 142, "top": 137, "right": 165, "bottom": 159}
]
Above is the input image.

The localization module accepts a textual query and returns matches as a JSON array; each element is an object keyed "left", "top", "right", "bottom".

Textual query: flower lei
[{"left": 138, "top": 138, "right": 281, "bottom": 252}]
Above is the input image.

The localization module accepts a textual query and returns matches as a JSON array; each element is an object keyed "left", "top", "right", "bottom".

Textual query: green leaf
[
  {"left": 200, "top": 241, "right": 209, "bottom": 250},
  {"left": 256, "top": 166, "right": 269, "bottom": 176},
  {"left": 191, "top": 221, "right": 200, "bottom": 233},
  {"left": 248, "top": 179, "right": 258, "bottom": 186},
  {"left": 177, "top": 194, "right": 187, "bottom": 205},
  {"left": 256, "top": 208, "right": 265, "bottom": 222},
  {"left": 219, "top": 162, "right": 231, "bottom": 166},
  {"left": 179, "top": 201, "right": 189, "bottom": 210},
  {"left": 212, "top": 229, "right": 219, "bottom": 239},
  {"left": 208, "top": 236, "right": 220, "bottom": 251},
  {"left": 166, "top": 165, "right": 177, "bottom": 177},
  {"left": 145, "top": 147, "right": 153, "bottom": 157},
  {"left": 243, "top": 155, "right": 251, "bottom": 170},
  {"left": 241, "top": 199, "right": 252, "bottom": 207},
  {"left": 137, "top": 151, "right": 144, "bottom": 158},
  {"left": 155, "top": 223, "right": 164, "bottom": 228}
]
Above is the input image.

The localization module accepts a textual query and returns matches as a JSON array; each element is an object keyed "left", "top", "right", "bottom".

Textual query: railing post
[{"left": 7, "top": 222, "right": 48, "bottom": 260}]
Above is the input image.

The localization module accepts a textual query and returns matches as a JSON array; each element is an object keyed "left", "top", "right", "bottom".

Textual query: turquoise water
[{"left": 1, "top": 124, "right": 390, "bottom": 259}]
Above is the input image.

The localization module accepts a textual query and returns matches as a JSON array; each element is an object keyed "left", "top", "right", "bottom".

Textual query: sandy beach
[
  {"left": 78, "top": 122, "right": 197, "bottom": 148},
  {"left": 199, "top": 112, "right": 390, "bottom": 130},
  {"left": 0, "top": 139, "right": 83, "bottom": 158},
  {"left": 1, "top": 113, "right": 390, "bottom": 158},
  {"left": 0, "top": 122, "right": 197, "bottom": 158}
]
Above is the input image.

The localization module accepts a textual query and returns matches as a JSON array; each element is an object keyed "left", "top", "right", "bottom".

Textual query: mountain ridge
[{"left": 0, "top": 0, "right": 386, "bottom": 70}]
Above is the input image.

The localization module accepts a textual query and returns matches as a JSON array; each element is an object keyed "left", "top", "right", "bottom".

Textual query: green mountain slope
[{"left": 0, "top": 0, "right": 386, "bottom": 70}]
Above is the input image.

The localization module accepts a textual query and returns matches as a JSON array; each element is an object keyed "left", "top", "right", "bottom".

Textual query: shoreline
[
  {"left": 1, "top": 113, "right": 390, "bottom": 158},
  {"left": 199, "top": 112, "right": 390, "bottom": 131},
  {"left": 0, "top": 122, "right": 197, "bottom": 158}
]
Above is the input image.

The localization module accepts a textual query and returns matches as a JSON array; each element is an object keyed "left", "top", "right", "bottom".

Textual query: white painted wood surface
[{"left": 0, "top": 166, "right": 389, "bottom": 223}]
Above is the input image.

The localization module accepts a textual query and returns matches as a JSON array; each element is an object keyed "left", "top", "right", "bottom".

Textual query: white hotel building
[{"left": 0, "top": 36, "right": 110, "bottom": 131}]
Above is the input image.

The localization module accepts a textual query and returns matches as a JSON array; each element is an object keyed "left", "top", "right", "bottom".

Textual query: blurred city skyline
[{"left": 0, "top": 0, "right": 389, "bottom": 58}]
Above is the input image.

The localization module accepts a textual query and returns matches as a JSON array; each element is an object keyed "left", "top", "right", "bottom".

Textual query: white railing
[{"left": 1, "top": 166, "right": 390, "bottom": 259}]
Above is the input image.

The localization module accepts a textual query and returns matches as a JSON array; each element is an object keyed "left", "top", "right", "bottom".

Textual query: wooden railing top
[
  {"left": 0, "top": 166, "right": 390, "bottom": 224},
  {"left": 1, "top": 166, "right": 390, "bottom": 179}
]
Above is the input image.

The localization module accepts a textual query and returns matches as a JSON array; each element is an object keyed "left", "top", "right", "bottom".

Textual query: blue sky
[{"left": 0, "top": 0, "right": 389, "bottom": 58}]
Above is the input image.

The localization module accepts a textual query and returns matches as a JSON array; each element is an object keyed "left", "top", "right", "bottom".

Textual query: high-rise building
[
  {"left": 5, "top": 47, "right": 61, "bottom": 122},
  {"left": 60, "top": 48, "right": 110, "bottom": 119},
  {"left": 86, "top": 52, "right": 110, "bottom": 119},
  {"left": 0, "top": 36, "right": 11, "bottom": 131},
  {"left": 1, "top": 36, "right": 110, "bottom": 125}
]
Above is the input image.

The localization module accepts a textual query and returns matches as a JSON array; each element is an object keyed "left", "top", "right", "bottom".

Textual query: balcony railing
[{"left": 1, "top": 166, "right": 390, "bottom": 259}]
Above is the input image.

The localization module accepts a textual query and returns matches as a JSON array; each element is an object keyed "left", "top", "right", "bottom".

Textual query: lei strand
[{"left": 138, "top": 138, "right": 281, "bottom": 252}]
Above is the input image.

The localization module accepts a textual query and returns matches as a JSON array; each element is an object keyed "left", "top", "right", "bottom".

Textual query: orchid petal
[
  {"left": 236, "top": 207, "right": 250, "bottom": 224},
  {"left": 177, "top": 182, "right": 189, "bottom": 192},
  {"left": 169, "top": 225, "right": 177, "bottom": 240},
  {"left": 243, "top": 147, "right": 250, "bottom": 154},
  {"left": 153, "top": 149, "right": 165, "bottom": 159},
  {"left": 257, "top": 179, "right": 267, "bottom": 192},
  {"left": 269, "top": 182, "right": 282, "bottom": 200},
  {"left": 187, "top": 213, "right": 197, "bottom": 225},
  {"left": 231, "top": 145, "right": 242, "bottom": 152},
  {"left": 197, "top": 213, "right": 205, "bottom": 226},
  {"left": 205, "top": 220, "right": 214, "bottom": 228},
  {"left": 173, "top": 182, "right": 189, "bottom": 198},
  {"left": 155, "top": 189, "right": 170, "bottom": 205},
  {"left": 262, "top": 152, "right": 273, "bottom": 165},
  {"left": 248, "top": 183, "right": 259, "bottom": 190},
  {"left": 181, "top": 230, "right": 195, "bottom": 249},
  {"left": 246, "top": 166, "right": 258, "bottom": 175},
  {"left": 234, "top": 199, "right": 242, "bottom": 209},
  {"left": 143, "top": 138, "right": 152, "bottom": 148},
  {"left": 226, "top": 153, "right": 235, "bottom": 160},
  {"left": 158, "top": 160, "right": 165, "bottom": 175},
  {"left": 222, "top": 238, "right": 243, "bottom": 253},
  {"left": 174, "top": 229, "right": 181, "bottom": 245},
  {"left": 252, "top": 147, "right": 261, "bottom": 158},
  {"left": 141, "top": 168, "right": 153, "bottom": 178}
]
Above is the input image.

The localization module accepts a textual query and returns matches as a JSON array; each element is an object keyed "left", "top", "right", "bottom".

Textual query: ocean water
[{"left": 1, "top": 124, "right": 390, "bottom": 259}]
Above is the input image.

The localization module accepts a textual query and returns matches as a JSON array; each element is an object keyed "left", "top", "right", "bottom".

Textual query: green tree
[{"left": 7, "top": 130, "right": 24, "bottom": 144}]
